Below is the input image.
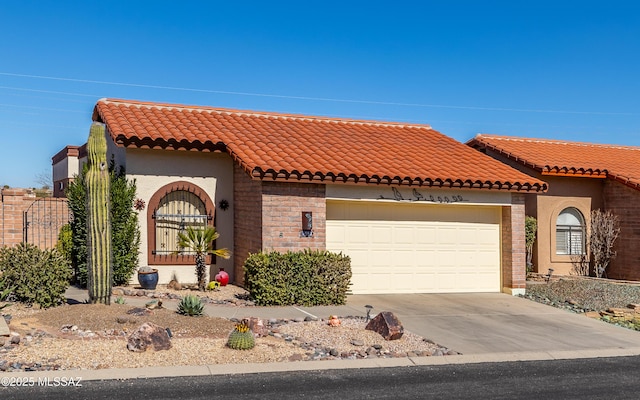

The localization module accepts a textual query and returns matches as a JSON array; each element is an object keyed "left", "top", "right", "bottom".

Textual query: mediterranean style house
[
  {"left": 53, "top": 99, "right": 546, "bottom": 295},
  {"left": 468, "top": 134, "right": 640, "bottom": 281}
]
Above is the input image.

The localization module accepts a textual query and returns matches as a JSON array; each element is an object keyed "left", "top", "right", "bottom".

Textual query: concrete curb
[{"left": 3, "top": 347, "right": 640, "bottom": 382}]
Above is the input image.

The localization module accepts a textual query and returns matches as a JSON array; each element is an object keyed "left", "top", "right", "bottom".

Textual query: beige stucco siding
[
  {"left": 125, "top": 148, "right": 234, "bottom": 284},
  {"left": 531, "top": 176, "right": 604, "bottom": 275}
]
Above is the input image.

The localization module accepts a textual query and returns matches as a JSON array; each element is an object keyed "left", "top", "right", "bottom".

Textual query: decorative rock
[
  {"left": 244, "top": 317, "right": 268, "bottom": 338},
  {"left": 584, "top": 311, "right": 601, "bottom": 319},
  {"left": 350, "top": 339, "right": 364, "bottom": 346},
  {"left": 365, "top": 311, "right": 404, "bottom": 340},
  {"left": 328, "top": 315, "right": 341, "bottom": 327},
  {"left": 10, "top": 332, "right": 20, "bottom": 345},
  {"left": 127, "top": 322, "right": 172, "bottom": 352},
  {"left": 112, "top": 288, "right": 125, "bottom": 296},
  {"left": 288, "top": 354, "right": 304, "bottom": 362},
  {"left": 116, "top": 315, "right": 135, "bottom": 324},
  {"left": 372, "top": 344, "right": 383, "bottom": 350},
  {"left": 294, "top": 317, "right": 305, "bottom": 323},
  {"left": 167, "top": 279, "right": 182, "bottom": 290},
  {"left": 127, "top": 307, "right": 150, "bottom": 316}
]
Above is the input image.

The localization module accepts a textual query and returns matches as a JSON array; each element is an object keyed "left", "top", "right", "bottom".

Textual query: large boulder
[
  {"left": 365, "top": 311, "right": 404, "bottom": 340},
  {"left": 127, "top": 322, "right": 172, "bottom": 352}
]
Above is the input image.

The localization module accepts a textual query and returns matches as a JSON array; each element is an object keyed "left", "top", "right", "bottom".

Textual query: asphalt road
[{"left": 2, "top": 356, "right": 640, "bottom": 399}]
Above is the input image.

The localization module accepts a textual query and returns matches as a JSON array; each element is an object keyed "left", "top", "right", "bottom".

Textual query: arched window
[
  {"left": 155, "top": 191, "right": 208, "bottom": 255},
  {"left": 556, "top": 207, "right": 585, "bottom": 255},
  {"left": 147, "top": 181, "right": 215, "bottom": 265}
]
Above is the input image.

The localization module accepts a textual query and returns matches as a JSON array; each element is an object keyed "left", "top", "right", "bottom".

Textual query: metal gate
[{"left": 23, "top": 198, "right": 71, "bottom": 249}]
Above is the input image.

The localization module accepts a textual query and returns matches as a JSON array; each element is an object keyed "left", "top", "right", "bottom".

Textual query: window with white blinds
[{"left": 556, "top": 208, "right": 585, "bottom": 255}]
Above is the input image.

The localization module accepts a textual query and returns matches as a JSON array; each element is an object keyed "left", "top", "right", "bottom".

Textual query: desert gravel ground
[
  {"left": 1, "top": 285, "right": 443, "bottom": 371},
  {"left": 525, "top": 276, "right": 640, "bottom": 311}
]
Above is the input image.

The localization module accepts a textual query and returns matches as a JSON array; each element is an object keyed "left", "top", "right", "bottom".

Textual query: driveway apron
[{"left": 329, "top": 293, "right": 640, "bottom": 354}]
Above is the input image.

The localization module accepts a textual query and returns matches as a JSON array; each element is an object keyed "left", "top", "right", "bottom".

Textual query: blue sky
[{"left": 1, "top": 1, "right": 639, "bottom": 188}]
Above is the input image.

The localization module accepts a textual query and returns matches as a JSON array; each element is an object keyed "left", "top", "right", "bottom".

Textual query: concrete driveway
[{"left": 301, "top": 293, "right": 640, "bottom": 355}]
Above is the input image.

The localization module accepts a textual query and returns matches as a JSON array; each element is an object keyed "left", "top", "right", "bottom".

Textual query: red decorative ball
[{"left": 215, "top": 270, "right": 229, "bottom": 286}]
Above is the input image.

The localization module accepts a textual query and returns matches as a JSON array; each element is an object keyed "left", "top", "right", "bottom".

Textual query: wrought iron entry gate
[{"left": 23, "top": 198, "right": 71, "bottom": 249}]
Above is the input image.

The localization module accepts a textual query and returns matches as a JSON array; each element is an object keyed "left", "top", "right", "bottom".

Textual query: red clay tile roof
[
  {"left": 469, "top": 134, "right": 640, "bottom": 190},
  {"left": 92, "top": 98, "right": 546, "bottom": 192}
]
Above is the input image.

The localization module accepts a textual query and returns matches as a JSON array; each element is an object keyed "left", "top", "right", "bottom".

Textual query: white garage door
[{"left": 326, "top": 200, "right": 501, "bottom": 294}]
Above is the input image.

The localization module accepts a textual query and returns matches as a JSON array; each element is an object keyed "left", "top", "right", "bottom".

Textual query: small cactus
[
  {"left": 227, "top": 322, "right": 255, "bottom": 350},
  {"left": 177, "top": 295, "right": 204, "bottom": 316}
]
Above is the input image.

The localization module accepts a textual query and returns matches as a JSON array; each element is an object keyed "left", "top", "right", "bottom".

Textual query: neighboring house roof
[
  {"left": 468, "top": 134, "right": 640, "bottom": 190},
  {"left": 92, "top": 98, "right": 546, "bottom": 192}
]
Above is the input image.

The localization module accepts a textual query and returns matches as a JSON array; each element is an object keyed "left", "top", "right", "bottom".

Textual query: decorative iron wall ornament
[
  {"left": 378, "top": 188, "right": 467, "bottom": 204},
  {"left": 301, "top": 211, "right": 313, "bottom": 237}
]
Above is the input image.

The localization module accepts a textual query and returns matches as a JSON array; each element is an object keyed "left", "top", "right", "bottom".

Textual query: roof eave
[{"left": 250, "top": 167, "right": 547, "bottom": 192}]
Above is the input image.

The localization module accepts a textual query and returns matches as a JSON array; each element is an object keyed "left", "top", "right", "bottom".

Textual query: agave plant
[
  {"left": 177, "top": 226, "right": 230, "bottom": 291},
  {"left": 177, "top": 294, "right": 204, "bottom": 316}
]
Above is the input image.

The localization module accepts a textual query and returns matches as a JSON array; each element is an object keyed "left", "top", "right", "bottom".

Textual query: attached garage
[{"left": 326, "top": 200, "right": 501, "bottom": 294}]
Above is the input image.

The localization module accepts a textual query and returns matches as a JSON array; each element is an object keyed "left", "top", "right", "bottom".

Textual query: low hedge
[
  {"left": 244, "top": 249, "right": 351, "bottom": 306},
  {"left": 0, "top": 243, "right": 72, "bottom": 308}
]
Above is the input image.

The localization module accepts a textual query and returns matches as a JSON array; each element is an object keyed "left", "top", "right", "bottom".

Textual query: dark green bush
[
  {"left": 56, "top": 223, "right": 73, "bottom": 267},
  {"left": 0, "top": 243, "right": 72, "bottom": 308},
  {"left": 66, "top": 160, "right": 140, "bottom": 287},
  {"left": 244, "top": 250, "right": 351, "bottom": 306}
]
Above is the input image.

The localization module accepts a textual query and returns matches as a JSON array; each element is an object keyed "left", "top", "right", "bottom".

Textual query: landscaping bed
[
  {"left": 523, "top": 276, "right": 640, "bottom": 330},
  {"left": 0, "top": 285, "right": 453, "bottom": 373}
]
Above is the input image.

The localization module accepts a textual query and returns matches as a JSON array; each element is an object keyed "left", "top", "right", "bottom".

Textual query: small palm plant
[{"left": 177, "top": 226, "right": 230, "bottom": 291}]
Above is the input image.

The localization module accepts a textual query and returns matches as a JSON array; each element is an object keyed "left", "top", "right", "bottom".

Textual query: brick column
[
  {"left": 502, "top": 193, "right": 526, "bottom": 295},
  {"left": 233, "top": 165, "right": 263, "bottom": 285},
  {"left": 1, "top": 189, "right": 36, "bottom": 247}
]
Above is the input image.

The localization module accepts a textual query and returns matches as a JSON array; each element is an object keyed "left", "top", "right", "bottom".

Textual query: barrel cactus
[
  {"left": 86, "top": 122, "right": 112, "bottom": 305},
  {"left": 227, "top": 322, "right": 255, "bottom": 350},
  {"left": 177, "top": 295, "right": 204, "bottom": 316}
]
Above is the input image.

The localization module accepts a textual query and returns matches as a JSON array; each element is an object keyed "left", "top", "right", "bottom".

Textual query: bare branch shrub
[
  {"left": 570, "top": 252, "right": 590, "bottom": 276},
  {"left": 590, "top": 209, "right": 620, "bottom": 278},
  {"left": 525, "top": 216, "right": 537, "bottom": 273}
]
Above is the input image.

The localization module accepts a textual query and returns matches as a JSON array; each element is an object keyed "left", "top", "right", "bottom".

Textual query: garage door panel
[
  {"left": 371, "top": 226, "right": 392, "bottom": 244},
  {"left": 326, "top": 201, "right": 501, "bottom": 294},
  {"left": 416, "top": 226, "right": 437, "bottom": 244}
]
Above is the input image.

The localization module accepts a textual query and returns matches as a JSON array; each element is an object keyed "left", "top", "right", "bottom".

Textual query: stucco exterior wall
[
  {"left": 479, "top": 148, "right": 608, "bottom": 276},
  {"left": 125, "top": 148, "right": 234, "bottom": 285},
  {"left": 603, "top": 180, "right": 640, "bottom": 280}
]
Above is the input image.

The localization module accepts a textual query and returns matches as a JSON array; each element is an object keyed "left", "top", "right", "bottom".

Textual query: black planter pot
[{"left": 138, "top": 269, "right": 159, "bottom": 290}]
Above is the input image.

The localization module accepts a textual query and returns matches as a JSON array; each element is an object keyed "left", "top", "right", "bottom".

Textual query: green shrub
[
  {"left": 0, "top": 243, "right": 72, "bottom": 308},
  {"left": 56, "top": 223, "right": 73, "bottom": 267},
  {"left": 66, "top": 161, "right": 140, "bottom": 287},
  {"left": 243, "top": 249, "right": 351, "bottom": 306}
]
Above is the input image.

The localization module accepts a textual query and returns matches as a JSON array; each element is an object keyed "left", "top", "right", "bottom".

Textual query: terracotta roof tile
[
  {"left": 469, "top": 134, "right": 640, "bottom": 190},
  {"left": 92, "top": 98, "right": 546, "bottom": 192}
]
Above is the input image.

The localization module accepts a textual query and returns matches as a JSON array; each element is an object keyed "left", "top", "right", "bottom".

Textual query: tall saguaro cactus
[{"left": 86, "top": 122, "right": 112, "bottom": 304}]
